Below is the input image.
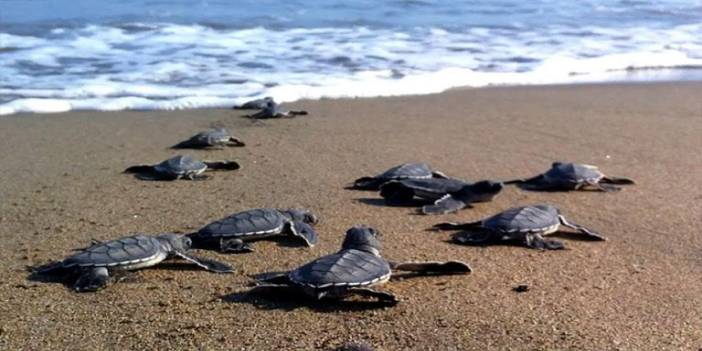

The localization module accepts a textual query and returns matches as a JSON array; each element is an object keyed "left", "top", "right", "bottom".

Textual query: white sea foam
[{"left": 1, "top": 23, "right": 701, "bottom": 115}]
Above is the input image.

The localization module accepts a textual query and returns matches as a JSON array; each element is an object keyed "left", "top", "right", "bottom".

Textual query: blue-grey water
[{"left": 1, "top": 0, "right": 701, "bottom": 114}]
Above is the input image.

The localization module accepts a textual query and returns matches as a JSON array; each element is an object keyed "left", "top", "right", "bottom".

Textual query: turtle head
[
  {"left": 341, "top": 226, "right": 381, "bottom": 256},
  {"left": 464, "top": 180, "right": 503, "bottom": 202},
  {"left": 156, "top": 233, "right": 192, "bottom": 252},
  {"left": 282, "top": 209, "right": 318, "bottom": 225}
]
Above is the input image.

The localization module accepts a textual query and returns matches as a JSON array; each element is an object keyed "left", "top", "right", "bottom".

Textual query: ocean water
[{"left": 1, "top": 0, "right": 701, "bottom": 115}]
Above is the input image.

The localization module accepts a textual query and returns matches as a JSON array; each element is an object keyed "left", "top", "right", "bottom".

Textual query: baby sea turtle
[
  {"left": 33, "top": 233, "right": 232, "bottom": 292},
  {"left": 351, "top": 162, "right": 447, "bottom": 190},
  {"left": 172, "top": 128, "right": 245, "bottom": 149},
  {"left": 505, "top": 162, "right": 635, "bottom": 192},
  {"left": 124, "top": 155, "right": 239, "bottom": 181},
  {"left": 250, "top": 226, "right": 471, "bottom": 305},
  {"left": 380, "top": 178, "right": 504, "bottom": 214},
  {"left": 244, "top": 101, "right": 308, "bottom": 119},
  {"left": 433, "top": 204, "right": 606, "bottom": 250},
  {"left": 233, "top": 96, "right": 274, "bottom": 110},
  {"left": 187, "top": 208, "right": 319, "bottom": 253}
]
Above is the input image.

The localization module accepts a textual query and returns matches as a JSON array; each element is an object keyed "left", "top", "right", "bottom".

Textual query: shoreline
[
  {"left": 1, "top": 82, "right": 701, "bottom": 350},
  {"left": 3, "top": 72, "right": 702, "bottom": 117}
]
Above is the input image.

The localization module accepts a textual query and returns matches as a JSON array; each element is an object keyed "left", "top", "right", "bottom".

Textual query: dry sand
[{"left": 0, "top": 82, "right": 701, "bottom": 350}]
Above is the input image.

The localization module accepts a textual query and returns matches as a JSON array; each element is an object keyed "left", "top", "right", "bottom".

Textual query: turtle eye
[{"left": 184, "top": 237, "right": 192, "bottom": 248}]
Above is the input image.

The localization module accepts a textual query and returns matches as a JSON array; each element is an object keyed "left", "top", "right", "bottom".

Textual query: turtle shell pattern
[
  {"left": 289, "top": 249, "right": 391, "bottom": 288},
  {"left": 544, "top": 163, "right": 604, "bottom": 185},
  {"left": 154, "top": 155, "right": 206, "bottom": 176},
  {"left": 377, "top": 163, "right": 433, "bottom": 181},
  {"left": 482, "top": 204, "right": 561, "bottom": 234},
  {"left": 197, "top": 208, "right": 288, "bottom": 239},
  {"left": 62, "top": 235, "right": 165, "bottom": 268},
  {"left": 389, "top": 178, "right": 467, "bottom": 195}
]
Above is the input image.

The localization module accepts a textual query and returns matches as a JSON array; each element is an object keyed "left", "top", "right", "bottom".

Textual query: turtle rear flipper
[
  {"left": 74, "top": 267, "right": 110, "bottom": 292},
  {"left": 248, "top": 283, "right": 296, "bottom": 296},
  {"left": 558, "top": 215, "right": 607, "bottom": 241},
  {"left": 289, "top": 221, "right": 319, "bottom": 247},
  {"left": 203, "top": 160, "right": 240, "bottom": 171},
  {"left": 525, "top": 233, "right": 565, "bottom": 250},
  {"left": 170, "top": 139, "right": 202, "bottom": 149},
  {"left": 124, "top": 165, "right": 176, "bottom": 181},
  {"left": 389, "top": 260, "right": 471, "bottom": 275},
  {"left": 173, "top": 251, "right": 233, "bottom": 273},
  {"left": 422, "top": 194, "right": 467, "bottom": 215},
  {"left": 505, "top": 175, "right": 555, "bottom": 190},
  {"left": 432, "top": 220, "right": 482, "bottom": 231},
  {"left": 452, "top": 230, "right": 494, "bottom": 245},
  {"left": 346, "top": 287, "right": 398, "bottom": 306}
]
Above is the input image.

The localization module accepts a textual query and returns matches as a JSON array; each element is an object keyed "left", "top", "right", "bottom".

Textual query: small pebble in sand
[{"left": 513, "top": 284, "right": 530, "bottom": 293}]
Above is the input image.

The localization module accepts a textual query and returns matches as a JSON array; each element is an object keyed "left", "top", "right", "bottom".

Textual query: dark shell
[
  {"left": 154, "top": 155, "right": 207, "bottom": 176},
  {"left": 62, "top": 235, "right": 162, "bottom": 268},
  {"left": 189, "top": 129, "right": 231, "bottom": 146},
  {"left": 234, "top": 97, "right": 273, "bottom": 110},
  {"left": 482, "top": 204, "right": 560, "bottom": 233},
  {"left": 375, "top": 163, "right": 434, "bottom": 181},
  {"left": 196, "top": 208, "right": 287, "bottom": 239},
  {"left": 289, "top": 249, "right": 391, "bottom": 288},
  {"left": 387, "top": 177, "right": 468, "bottom": 195},
  {"left": 544, "top": 162, "right": 604, "bottom": 184}
]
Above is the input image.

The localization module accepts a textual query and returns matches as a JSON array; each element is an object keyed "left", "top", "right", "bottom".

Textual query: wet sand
[{"left": 0, "top": 82, "right": 701, "bottom": 350}]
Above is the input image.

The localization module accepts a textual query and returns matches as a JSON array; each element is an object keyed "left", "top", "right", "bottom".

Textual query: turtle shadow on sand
[
  {"left": 354, "top": 197, "right": 426, "bottom": 208},
  {"left": 220, "top": 289, "right": 394, "bottom": 313}
]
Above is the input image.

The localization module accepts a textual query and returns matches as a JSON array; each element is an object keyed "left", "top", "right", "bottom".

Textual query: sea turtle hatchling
[
  {"left": 244, "top": 100, "right": 308, "bottom": 119},
  {"left": 350, "top": 162, "right": 447, "bottom": 190},
  {"left": 33, "top": 233, "right": 232, "bottom": 292},
  {"left": 380, "top": 178, "right": 504, "bottom": 214},
  {"left": 505, "top": 162, "right": 635, "bottom": 192},
  {"left": 124, "top": 155, "right": 239, "bottom": 180},
  {"left": 187, "top": 208, "right": 319, "bottom": 253},
  {"left": 249, "top": 226, "right": 471, "bottom": 305},
  {"left": 433, "top": 204, "right": 606, "bottom": 250},
  {"left": 172, "top": 128, "right": 245, "bottom": 149},
  {"left": 233, "top": 96, "right": 274, "bottom": 110}
]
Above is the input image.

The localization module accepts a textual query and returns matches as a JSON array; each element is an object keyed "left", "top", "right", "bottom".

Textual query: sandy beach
[{"left": 0, "top": 82, "right": 701, "bottom": 350}]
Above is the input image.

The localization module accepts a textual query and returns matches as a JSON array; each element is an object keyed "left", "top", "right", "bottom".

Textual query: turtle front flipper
[
  {"left": 173, "top": 251, "right": 233, "bottom": 273},
  {"left": 74, "top": 267, "right": 110, "bottom": 292},
  {"left": 587, "top": 181, "right": 621, "bottom": 192},
  {"left": 558, "top": 215, "right": 607, "bottom": 241},
  {"left": 389, "top": 260, "right": 471, "bottom": 275},
  {"left": 203, "top": 160, "right": 240, "bottom": 171},
  {"left": 600, "top": 176, "right": 635, "bottom": 185},
  {"left": 289, "top": 221, "right": 319, "bottom": 247},
  {"left": 220, "top": 238, "right": 254, "bottom": 253},
  {"left": 346, "top": 287, "right": 398, "bottom": 306},
  {"left": 227, "top": 137, "right": 246, "bottom": 147},
  {"left": 525, "top": 233, "right": 565, "bottom": 250},
  {"left": 422, "top": 194, "right": 467, "bottom": 215},
  {"left": 287, "top": 110, "right": 308, "bottom": 116},
  {"left": 380, "top": 182, "right": 416, "bottom": 204}
]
